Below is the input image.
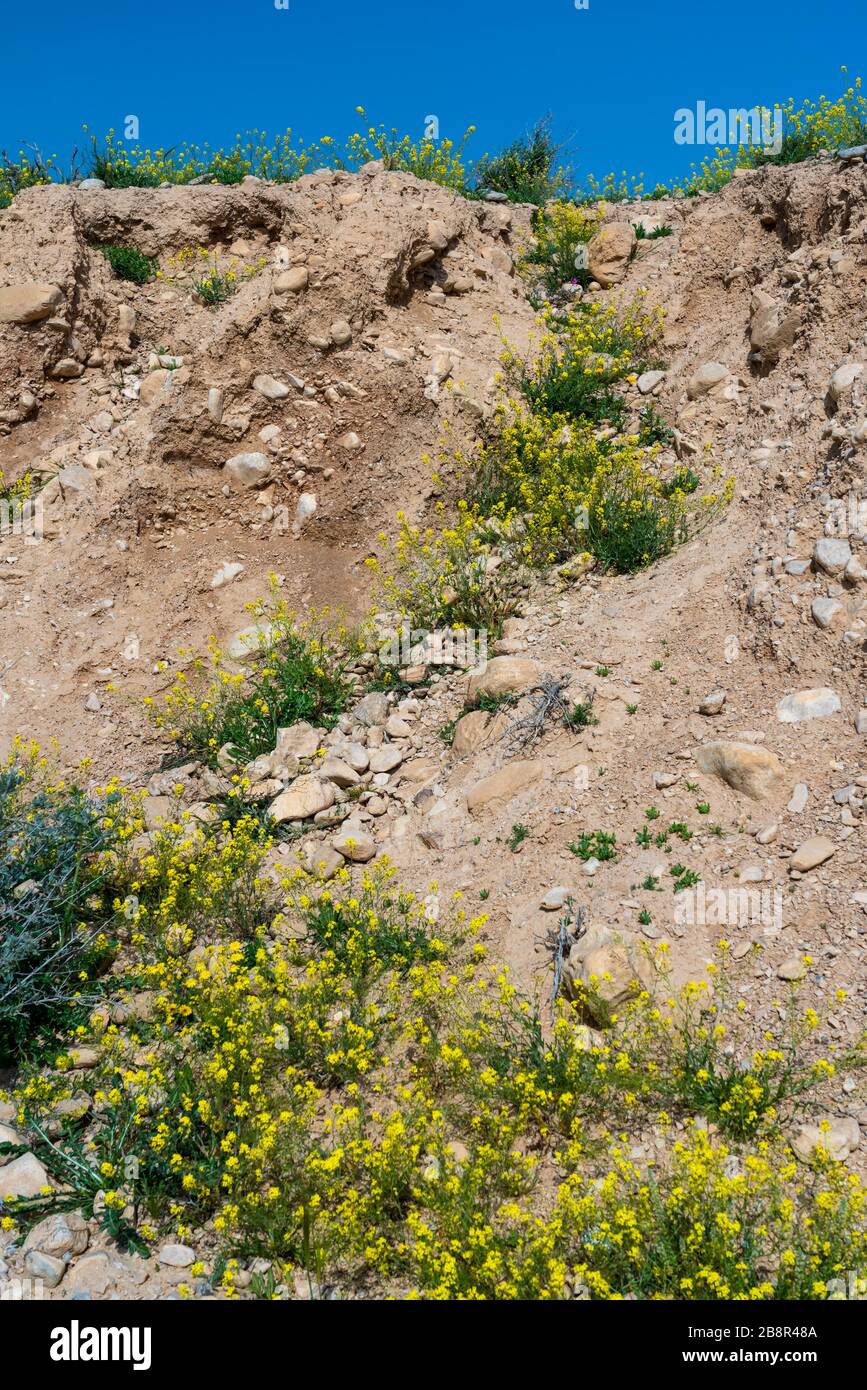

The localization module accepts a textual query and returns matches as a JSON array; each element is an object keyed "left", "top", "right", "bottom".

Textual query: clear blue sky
[{"left": 2, "top": 0, "right": 864, "bottom": 187}]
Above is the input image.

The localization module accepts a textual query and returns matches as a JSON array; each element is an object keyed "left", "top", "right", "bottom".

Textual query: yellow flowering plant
[
  {"left": 147, "top": 595, "right": 360, "bottom": 769},
  {"left": 367, "top": 506, "right": 521, "bottom": 639}
]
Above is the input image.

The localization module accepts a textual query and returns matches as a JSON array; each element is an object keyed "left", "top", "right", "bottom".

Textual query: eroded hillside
[{"left": 1, "top": 153, "right": 867, "bottom": 1302}]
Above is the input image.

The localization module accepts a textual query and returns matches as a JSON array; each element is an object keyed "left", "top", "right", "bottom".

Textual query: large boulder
[
  {"left": 466, "top": 759, "right": 543, "bottom": 814},
  {"left": 452, "top": 709, "right": 508, "bottom": 755},
  {"left": 269, "top": 776, "right": 334, "bottom": 823},
  {"left": 776, "top": 688, "right": 842, "bottom": 723},
  {"left": 0, "top": 1152, "right": 51, "bottom": 1199},
  {"left": 562, "top": 928, "right": 654, "bottom": 1025},
  {"left": 223, "top": 452, "right": 271, "bottom": 488},
  {"left": 466, "top": 656, "right": 538, "bottom": 708},
  {"left": 0, "top": 282, "right": 64, "bottom": 324},
  {"left": 587, "top": 223, "right": 636, "bottom": 288},
  {"left": 696, "top": 741, "right": 785, "bottom": 800}
]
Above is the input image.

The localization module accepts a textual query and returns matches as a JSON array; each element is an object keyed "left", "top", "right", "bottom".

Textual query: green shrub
[
  {"left": 563, "top": 699, "right": 598, "bottom": 731},
  {"left": 98, "top": 243, "right": 157, "bottom": 284},
  {"left": 0, "top": 149, "right": 55, "bottom": 209},
  {"left": 147, "top": 602, "right": 357, "bottom": 768},
  {"left": 474, "top": 119, "right": 571, "bottom": 204},
  {"left": 568, "top": 830, "right": 616, "bottom": 862},
  {"left": 0, "top": 745, "right": 126, "bottom": 1063},
  {"left": 633, "top": 223, "right": 673, "bottom": 239},
  {"left": 637, "top": 404, "right": 676, "bottom": 446},
  {"left": 501, "top": 298, "right": 662, "bottom": 429}
]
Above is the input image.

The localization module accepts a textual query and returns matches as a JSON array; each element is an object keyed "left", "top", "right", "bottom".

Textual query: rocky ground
[{"left": 1, "top": 154, "right": 866, "bottom": 1299}]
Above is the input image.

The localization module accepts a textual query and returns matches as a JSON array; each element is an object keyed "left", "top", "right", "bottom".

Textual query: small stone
[
  {"left": 65, "top": 1251, "right": 121, "bottom": 1297},
  {"left": 158, "top": 1243, "right": 195, "bottom": 1268},
  {"left": 352, "top": 692, "right": 389, "bottom": 727},
  {"left": 586, "top": 223, "right": 636, "bottom": 289},
  {"left": 687, "top": 362, "right": 729, "bottom": 399},
  {"left": 699, "top": 688, "right": 726, "bottom": 716},
  {"left": 653, "top": 771, "right": 680, "bottom": 789},
  {"left": 207, "top": 387, "right": 224, "bottom": 422},
  {"left": 24, "top": 1249, "right": 65, "bottom": 1288},
  {"left": 330, "top": 319, "right": 352, "bottom": 346},
  {"left": 226, "top": 620, "right": 278, "bottom": 659},
  {"left": 811, "top": 597, "right": 845, "bottom": 630},
  {"left": 368, "top": 746, "right": 403, "bottom": 774},
  {"left": 224, "top": 452, "right": 271, "bottom": 488},
  {"left": 275, "top": 266, "right": 309, "bottom": 293},
  {"left": 320, "top": 757, "right": 359, "bottom": 788},
  {"left": 813, "top": 537, "right": 852, "bottom": 576},
  {"left": 777, "top": 956, "right": 807, "bottom": 981},
  {"left": 777, "top": 688, "right": 841, "bottom": 723},
  {"left": 793, "top": 1118, "right": 859, "bottom": 1163},
  {"left": 385, "top": 714, "right": 412, "bottom": 738},
  {"left": 466, "top": 656, "right": 538, "bottom": 707},
  {"left": 452, "top": 710, "right": 508, "bottom": 755},
  {"left": 338, "top": 742, "right": 369, "bottom": 773},
  {"left": 790, "top": 836, "right": 836, "bottom": 873},
  {"left": 562, "top": 932, "right": 654, "bottom": 1024},
  {"left": 0, "top": 1152, "right": 51, "bottom": 1199},
  {"left": 51, "top": 358, "right": 85, "bottom": 380},
  {"left": 467, "top": 761, "right": 543, "bottom": 815},
  {"left": 829, "top": 362, "right": 863, "bottom": 402},
  {"left": 25, "top": 1212, "right": 89, "bottom": 1259},
  {"left": 637, "top": 369, "right": 665, "bottom": 394},
  {"left": 270, "top": 776, "right": 335, "bottom": 823},
  {"left": 301, "top": 845, "right": 344, "bottom": 880},
  {"left": 787, "top": 783, "right": 809, "bottom": 813},
  {"left": 738, "top": 862, "right": 765, "bottom": 883},
  {"left": 696, "top": 741, "right": 784, "bottom": 800},
  {"left": 332, "top": 827, "right": 377, "bottom": 862},
  {"left": 211, "top": 561, "right": 245, "bottom": 589},
  {"left": 292, "top": 492, "right": 317, "bottom": 534},
  {"left": 253, "top": 374, "right": 290, "bottom": 400},
  {"left": 541, "top": 887, "right": 570, "bottom": 912},
  {"left": 138, "top": 368, "right": 171, "bottom": 404}
]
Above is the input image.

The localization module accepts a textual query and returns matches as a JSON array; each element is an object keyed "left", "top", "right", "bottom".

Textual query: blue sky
[{"left": 1, "top": 0, "right": 864, "bottom": 188}]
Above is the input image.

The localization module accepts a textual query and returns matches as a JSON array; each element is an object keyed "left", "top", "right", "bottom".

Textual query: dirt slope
[{"left": 1, "top": 154, "right": 866, "bottom": 1041}]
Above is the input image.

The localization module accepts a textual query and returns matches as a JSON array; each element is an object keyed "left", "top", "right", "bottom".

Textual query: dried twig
[
  {"left": 540, "top": 897, "right": 586, "bottom": 1021},
  {"left": 502, "top": 673, "right": 573, "bottom": 752}
]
